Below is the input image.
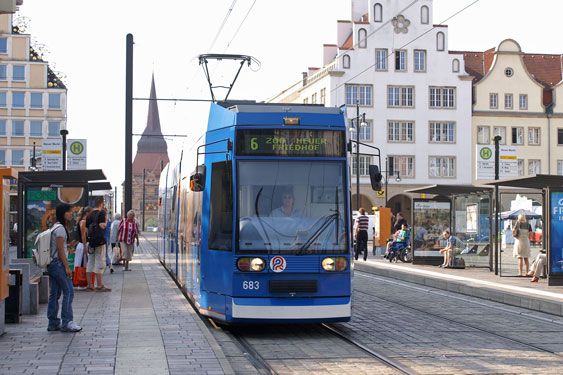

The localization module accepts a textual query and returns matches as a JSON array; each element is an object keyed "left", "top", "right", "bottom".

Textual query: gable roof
[{"left": 454, "top": 48, "right": 495, "bottom": 83}]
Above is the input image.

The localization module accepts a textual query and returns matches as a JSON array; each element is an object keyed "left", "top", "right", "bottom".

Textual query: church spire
[{"left": 137, "top": 74, "right": 167, "bottom": 153}]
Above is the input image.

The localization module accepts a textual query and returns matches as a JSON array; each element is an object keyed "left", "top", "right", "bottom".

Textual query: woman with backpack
[{"left": 47, "top": 203, "right": 82, "bottom": 332}]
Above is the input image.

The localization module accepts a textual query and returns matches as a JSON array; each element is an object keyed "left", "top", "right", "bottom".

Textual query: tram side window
[{"left": 208, "top": 161, "right": 233, "bottom": 251}]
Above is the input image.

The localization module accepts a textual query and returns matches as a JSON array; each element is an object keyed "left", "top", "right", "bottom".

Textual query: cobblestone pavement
[{"left": 0, "top": 240, "right": 232, "bottom": 375}]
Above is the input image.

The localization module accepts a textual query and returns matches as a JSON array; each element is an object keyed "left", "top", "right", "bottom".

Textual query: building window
[
  {"left": 389, "top": 156, "right": 414, "bottom": 178},
  {"left": 518, "top": 160, "right": 524, "bottom": 176},
  {"left": 11, "top": 150, "right": 24, "bottom": 166},
  {"left": 0, "top": 120, "right": 5, "bottom": 135},
  {"left": 505, "top": 68, "right": 513, "bottom": 77},
  {"left": 388, "top": 86, "right": 414, "bottom": 108},
  {"left": 528, "top": 159, "right": 541, "bottom": 175},
  {"left": 311, "top": 93, "right": 317, "bottom": 104},
  {"left": 452, "top": 59, "right": 460, "bottom": 73},
  {"left": 0, "top": 92, "right": 6, "bottom": 108},
  {"left": 429, "top": 156, "right": 455, "bottom": 178},
  {"left": 559, "top": 129, "right": 563, "bottom": 145},
  {"left": 429, "top": 87, "right": 455, "bottom": 108},
  {"left": 12, "top": 65, "right": 25, "bottom": 81},
  {"left": 429, "top": 122, "right": 455, "bottom": 143},
  {"left": 519, "top": 94, "right": 528, "bottom": 110},
  {"left": 558, "top": 161, "right": 563, "bottom": 176},
  {"left": 414, "top": 50, "right": 426, "bottom": 72},
  {"left": 436, "top": 32, "right": 445, "bottom": 51},
  {"left": 374, "top": 3, "right": 382, "bottom": 22},
  {"left": 0, "top": 65, "right": 6, "bottom": 80},
  {"left": 48, "top": 121, "right": 60, "bottom": 136},
  {"left": 0, "top": 150, "right": 4, "bottom": 166},
  {"left": 489, "top": 93, "right": 498, "bottom": 109},
  {"left": 358, "top": 28, "right": 367, "bottom": 48},
  {"left": 30, "top": 93, "right": 42, "bottom": 109},
  {"left": 375, "top": 49, "right": 387, "bottom": 71},
  {"left": 48, "top": 93, "right": 61, "bottom": 109},
  {"left": 346, "top": 85, "right": 372, "bottom": 106},
  {"left": 494, "top": 127, "right": 506, "bottom": 145},
  {"left": 421, "top": 5, "right": 429, "bottom": 24},
  {"left": 528, "top": 127, "right": 540, "bottom": 145},
  {"left": 351, "top": 156, "right": 372, "bottom": 176},
  {"left": 30, "top": 121, "right": 42, "bottom": 137},
  {"left": 343, "top": 55, "right": 350, "bottom": 69},
  {"left": 512, "top": 127, "right": 524, "bottom": 145},
  {"left": 0, "top": 38, "right": 6, "bottom": 54},
  {"left": 303, "top": 97, "right": 308, "bottom": 104},
  {"left": 388, "top": 121, "right": 414, "bottom": 142},
  {"left": 505, "top": 94, "right": 513, "bottom": 109},
  {"left": 12, "top": 120, "right": 24, "bottom": 136},
  {"left": 477, "top": 126, "right": 490, "bottom": 144},
  {"left": 350, "top": 120, "right": 373, "bottom": 141},
  {"left": 12, "top": 92, "right": 24, "bottom": 108},
  {"left": 320, "top": 88, "right": 326, "bottom": 104},
  {"left": 395, "top": 50, "right": 406, "bottom": 71}
]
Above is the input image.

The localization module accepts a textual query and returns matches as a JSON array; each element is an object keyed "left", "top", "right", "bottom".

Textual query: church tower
[{"left": 131, "top": 75, "right": 169, "bottom": 228}]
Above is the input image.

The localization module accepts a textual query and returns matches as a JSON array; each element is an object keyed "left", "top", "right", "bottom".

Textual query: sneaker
[
  {"left": 110, "top": 268, "right": 114, "bottom": 274},
  {"left": 61, "top": 321, "right": 82, "bottom": 332},
  {"left": 47, "top": 325, "right": 60, "bottom": 332}
]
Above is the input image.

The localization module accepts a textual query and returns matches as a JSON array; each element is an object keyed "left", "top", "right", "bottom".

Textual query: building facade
[
  {"left": 0, "top": 12, "right": 66, "bottom": 171},
  {"left": 269, "top": 0, "right": 473, "bottom": 218},
  {"left": 466, "top": 39, "right": 563, "bottom": 182}
]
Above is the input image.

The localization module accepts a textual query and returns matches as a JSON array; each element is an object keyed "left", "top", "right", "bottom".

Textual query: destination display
[{"left": 236, "top": 129, "right": 345, "bottom": 157}]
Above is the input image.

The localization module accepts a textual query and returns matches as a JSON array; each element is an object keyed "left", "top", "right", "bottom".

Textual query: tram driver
[{"left": 270, "top": 186, "right": 302, "bottom": 218}]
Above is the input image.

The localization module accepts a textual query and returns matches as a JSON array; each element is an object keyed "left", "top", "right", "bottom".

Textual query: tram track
[{"left": 355, "top": 271, "right": 563, "bottom": 359}]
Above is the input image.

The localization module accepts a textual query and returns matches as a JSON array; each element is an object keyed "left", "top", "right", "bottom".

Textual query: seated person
[
  {"left": 527, "top": 252, "right": 547, "bottom": 282},
  {"left": 439, "top": 230, "right": 461, "bottom": 268},
  {"left": 384, "top": 223, "right": 408, "bottom": 258},
  {"left": 271, "top": 186, "right": 302, "bottom": 218}
]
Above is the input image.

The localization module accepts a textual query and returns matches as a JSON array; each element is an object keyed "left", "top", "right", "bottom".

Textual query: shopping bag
[{"left": 73, "top": 266, "right": 88, "bottom": 287}]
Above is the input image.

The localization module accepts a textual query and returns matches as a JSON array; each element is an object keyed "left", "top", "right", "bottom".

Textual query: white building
[{"left": 269, "top": 0, "right": 473, "bottom": 218}]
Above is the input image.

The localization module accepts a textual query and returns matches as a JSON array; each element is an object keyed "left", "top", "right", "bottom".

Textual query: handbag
[
  {"left": 512, "top": 224, "right": 519, "bottom": 237},
  {"left": 73, "top": 266, "right": 88, "bottom": 287}
]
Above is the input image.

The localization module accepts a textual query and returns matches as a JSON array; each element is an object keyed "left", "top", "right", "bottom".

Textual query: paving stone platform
[{"left": 0, "top": 238, "right": 234, "bottom": 375}]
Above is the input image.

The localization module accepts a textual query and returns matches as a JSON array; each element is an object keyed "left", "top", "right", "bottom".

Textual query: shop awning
[
  {"left": 484, "top": 174, "right": 563, "bottom": 189},
  {"left": 405, "top": 184, "right": 493, "bottom": 196}
]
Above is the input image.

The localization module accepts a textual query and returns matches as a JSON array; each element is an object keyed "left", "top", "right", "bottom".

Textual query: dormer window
[
  {"left": 374, "top": 3, "right": 382, "bottom": 22},
  {"left": 421, "top": 6, "right": 429, "bottom": 24},
  {"left": 358, "top": 28, "right": 367, "bottom": 48}
]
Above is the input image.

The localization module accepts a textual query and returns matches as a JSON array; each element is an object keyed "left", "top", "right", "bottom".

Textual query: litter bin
[{"left": 5, "top": 269, "right": 22, "bottom": 323}]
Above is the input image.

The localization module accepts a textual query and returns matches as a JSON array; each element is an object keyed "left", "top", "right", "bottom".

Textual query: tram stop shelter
[
  {"left": 405, "top": 184, "right": 494, "bottom": 270},
  {"left": 485, "top": 174, "right": 563, "bottom": 286},
  {"left": 16, "top": 169, "right": 110, "bottom": 259}
]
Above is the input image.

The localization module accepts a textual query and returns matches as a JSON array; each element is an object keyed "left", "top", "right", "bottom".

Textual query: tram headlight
[
  {"left": 322, "top": 257, "right": 348, "bottom": 272},
  {"left": 237, "top": 257, "right": 266, "bottom": 272},
  {"left": 250, "top": 257, "right": 266, "bottom": 272}
]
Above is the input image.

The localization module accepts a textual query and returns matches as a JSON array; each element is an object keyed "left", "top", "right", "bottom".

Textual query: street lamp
[
  {"left": 383, "top": 156, "right": 401, "bottom": 207},
  {"left": 349, "top": 101, "right": 368, "bottom": 211}
]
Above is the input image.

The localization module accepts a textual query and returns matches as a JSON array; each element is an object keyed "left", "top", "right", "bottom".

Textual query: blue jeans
[
  {"left": 105, "top": 243, "right": 111, "bottom": 266},
  {"left": 47, "top": 258, "right": 74, "bottom": 327}
]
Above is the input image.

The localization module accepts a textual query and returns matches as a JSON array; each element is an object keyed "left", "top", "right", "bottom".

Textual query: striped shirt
[
  {"left": 117, "top": 218, "right": 139, "bottom": 244},
  {"left": 355, "top": 214, "right": 369, "bottom": 232}
]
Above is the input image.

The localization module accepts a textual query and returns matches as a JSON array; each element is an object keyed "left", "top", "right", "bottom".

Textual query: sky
[{"left": 14, "top": 0, "right": 563, "bottom": 210}]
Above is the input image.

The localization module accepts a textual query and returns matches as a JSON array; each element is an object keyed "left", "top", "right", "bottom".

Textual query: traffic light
[{"left": 368, "top": 165, "right": 383, "bottom": 191}]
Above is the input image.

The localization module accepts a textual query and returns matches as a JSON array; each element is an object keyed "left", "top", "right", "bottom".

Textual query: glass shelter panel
[{"left": 454, "top": 195, "right": 491, "bottom": 268}]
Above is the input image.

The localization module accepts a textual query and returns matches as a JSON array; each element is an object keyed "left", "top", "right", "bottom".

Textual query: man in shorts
[
  {"left": 117, "top": 210, "right": 140, "bottom": 271},
  {"left": 85, "top": 197, "right": 111, "bottom": 291}
]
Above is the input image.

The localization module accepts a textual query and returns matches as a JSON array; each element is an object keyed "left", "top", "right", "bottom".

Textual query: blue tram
[{"left": 157, "top": 102, "right": 352, "bottom": 323}]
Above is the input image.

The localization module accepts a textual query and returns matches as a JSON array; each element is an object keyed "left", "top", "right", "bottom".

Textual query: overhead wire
[{"left": 224, "top": 0, "right": 258, "bottom": 53}]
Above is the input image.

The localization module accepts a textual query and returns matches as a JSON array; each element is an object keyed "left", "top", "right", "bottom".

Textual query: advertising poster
[
  {"left": 466, "top": 204, "right": 478, "bottom": 233},
  {"left": 413, "top": 200, "right": 451, "bottom": 257},
  {"left": 550, "top": 192, "right": 563, "bottom": 274}
]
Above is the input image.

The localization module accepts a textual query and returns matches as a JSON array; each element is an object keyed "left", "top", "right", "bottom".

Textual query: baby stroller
[{"left": 386, "top": 230, "right": 412, "bottom": 263}]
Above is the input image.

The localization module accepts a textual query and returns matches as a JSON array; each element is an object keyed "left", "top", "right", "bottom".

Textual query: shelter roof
[
  {"left": 406, "top": 184, "right": 492, "bottom": 196},
  {"left": 484, "top": 174, "right": 563, "bottom": 189},
  {"left": 89, "top": 182, "right": 112, "bottom": 191},
  {"left": 18, "top": 169, "right": 106, "bottom": 184}
]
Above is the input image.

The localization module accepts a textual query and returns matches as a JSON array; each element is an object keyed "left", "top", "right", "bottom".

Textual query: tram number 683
[{"left": 242, "top": 281, "right": 260, "bottom": 290}]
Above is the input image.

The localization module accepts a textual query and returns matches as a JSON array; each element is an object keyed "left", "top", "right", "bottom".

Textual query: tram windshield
[{"left": 237, "top": 160, "right": 348, "bottom": 254}]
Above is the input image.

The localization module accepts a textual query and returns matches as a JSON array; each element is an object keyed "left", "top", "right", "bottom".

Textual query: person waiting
[
  {"left": 527, "top": 252, "right": 547, "bottom": 282},
  {"left": 384, "top": 223, "right": 408, "bottom": 259},
  {"left": 440, "top": 230, "right": 461, "bottom": 268}
]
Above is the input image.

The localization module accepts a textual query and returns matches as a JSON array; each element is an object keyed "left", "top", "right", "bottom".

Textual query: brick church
[{"left": 131, "top": 75, "right": 169, "bottom": 229}]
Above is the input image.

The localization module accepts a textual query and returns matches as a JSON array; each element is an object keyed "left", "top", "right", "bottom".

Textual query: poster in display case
[{"left": 412, "top": 199, "right": 451, "bottom": 265}]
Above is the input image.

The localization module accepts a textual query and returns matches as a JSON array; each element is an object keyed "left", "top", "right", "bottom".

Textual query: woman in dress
[{"left": 513, "top": 214, "right": 532, "bottom": 276}]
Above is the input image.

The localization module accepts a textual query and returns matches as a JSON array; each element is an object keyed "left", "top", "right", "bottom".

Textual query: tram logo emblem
[
  {"left": 479, "top": 147, "right": 492, "bottom": 160},
  {"left": 270, "top": 256, "right": 286, "bottom": 273}
]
